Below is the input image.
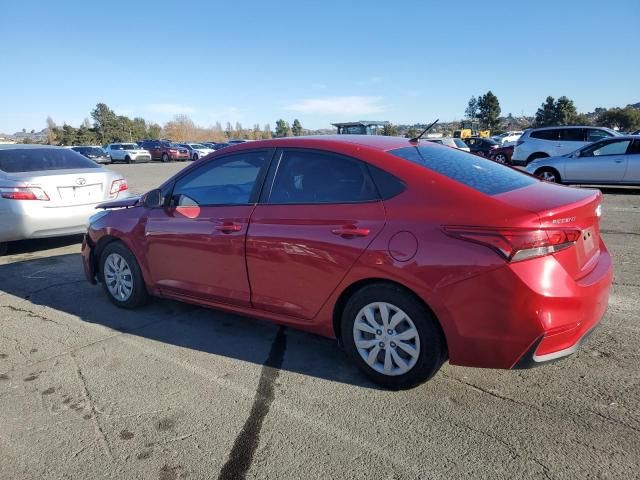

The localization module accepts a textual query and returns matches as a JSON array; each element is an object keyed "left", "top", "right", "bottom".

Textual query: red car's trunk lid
[{"left": 496, "top": 181, "right": 602, "bottom": 279}]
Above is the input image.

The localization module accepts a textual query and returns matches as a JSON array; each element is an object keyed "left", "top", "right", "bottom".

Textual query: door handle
[
  {"left": 215, "top": 222, "right": 242, "bottom": 233},
  {"left": 331, "top": 226, "right": 370, "bottom": 238}
]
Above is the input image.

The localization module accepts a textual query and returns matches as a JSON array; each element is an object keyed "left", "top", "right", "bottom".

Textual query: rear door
[
  {"left": 556, "top": 128, "right": 585, "bottom": 156},
  {"left": 144, "top": 149, "right": 273, "bottom": 305},
  {"left": 565, "top": 138, "right": 630, "bottom": 182},
  {"left": 246, "top": 148, "right": 386, "bottom": 319}
]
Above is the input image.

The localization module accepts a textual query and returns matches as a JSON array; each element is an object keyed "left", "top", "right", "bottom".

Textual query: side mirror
[
  {"left": 142, "top": 188, "right": 163, "bottom": 209},
  {"left": 574, "top": 150, "right": 581, "bottom": 158}
]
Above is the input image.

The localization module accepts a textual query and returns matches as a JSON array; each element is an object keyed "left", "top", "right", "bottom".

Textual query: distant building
[{"left": 331, "top": 121, "right": 389, "bottom": 135}]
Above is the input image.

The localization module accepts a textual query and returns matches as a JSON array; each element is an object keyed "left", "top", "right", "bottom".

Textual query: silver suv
[{"left": 512, "top": 126, "right": 620, "bottom": 166}]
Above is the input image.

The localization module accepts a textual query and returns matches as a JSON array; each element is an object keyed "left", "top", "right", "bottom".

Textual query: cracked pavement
[{"left": 1, "top": 164, "right": 639, "bottom": 479}]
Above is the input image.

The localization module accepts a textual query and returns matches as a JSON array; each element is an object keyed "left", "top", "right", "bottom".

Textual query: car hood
[{"left": 97, "top": 196, "right": 141, "bottom": 209}]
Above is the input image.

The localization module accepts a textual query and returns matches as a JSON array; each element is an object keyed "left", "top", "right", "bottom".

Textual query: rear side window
[
  {"left": 0, "top": 148, "right": 101, "bottom": 173},
  {"left": 267, "top": 150, "right": 379, "bottom": 204},
  {"left": 367, "top": 165, "right": 406, "bottom": 199},
  {"left": 559, "top": 128, "right": 584, "bottom": 142},
  {"left": 389, "top": 145, "right": 536, "bottom": 195},
  {"left": 530, "top": 129, "right": 559, "bottom": 140}
]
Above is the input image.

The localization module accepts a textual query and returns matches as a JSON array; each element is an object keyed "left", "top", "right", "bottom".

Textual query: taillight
[
  {"left": 110, "top": 179, "right": 128, "bottom": 195},
  {"left": 169, "top": 149, "right": 177, "bottom": 153},
  {"left": 0, "top": 186, "right": 49, "bottom": 201},
  {"left": 443, "top": 226, "right": 581, "bottom": 262}
]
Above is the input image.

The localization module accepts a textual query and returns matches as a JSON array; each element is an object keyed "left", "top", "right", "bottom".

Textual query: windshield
[
  {"left": 122, "top": 144, "right": 139, "bottom": 150},
  {"left": 453, "top": 138, "right": 467, "bottom": 148},
  {"left": 189, "top": 144, "right": 207, "bottom": 149},
  {"left": 389, "top": 145, "right": 536, "bottom": 195},
  {"left": 0, "top": 148, "right": 101, "bottom": 173}
]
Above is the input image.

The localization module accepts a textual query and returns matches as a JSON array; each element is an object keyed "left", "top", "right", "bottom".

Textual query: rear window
[
  {"left": 559, "top": 128, "right": 584, "bottom": 142},
  {"left": 530, "top": 129, "right": 559, "bottom": 141},
  {"left": 389, "top": 145, "right": 536, "bottom": 195},
  {"left": 0, "top": 148, "right": 101, "bottom": 173}
]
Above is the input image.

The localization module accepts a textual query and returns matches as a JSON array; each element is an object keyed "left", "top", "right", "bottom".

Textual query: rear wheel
[
  {"left": 99, "top": 242, "right": 148, "bottom": 309},
  {"left": 536, "top": 167, "right": 561, "bottom": 183},
  {"left": 125, "top": 155, "right": 132, "bottom": 164},
  {"left": 341, "top": 283, "right": 445, "bottom": 390},
  {"left": 161, "top": 153, "right": 169, "bottom": 163}
]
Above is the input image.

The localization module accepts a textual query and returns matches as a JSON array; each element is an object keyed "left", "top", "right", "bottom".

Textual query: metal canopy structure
[{"left": 332, "top": 121, "right": 390, "bottom": 135}]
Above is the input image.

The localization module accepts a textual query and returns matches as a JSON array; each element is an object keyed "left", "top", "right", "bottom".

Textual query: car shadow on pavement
[
  {"left": 0, "top": 252, "right": 378, "bottom": 389},
  {"left": 4, "top": 235, "right": 84, "bottom": 255}
]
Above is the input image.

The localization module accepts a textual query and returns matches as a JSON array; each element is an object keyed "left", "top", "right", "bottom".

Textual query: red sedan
[{"left": 82, "top": 136, "right": 612, "bottom": 389}]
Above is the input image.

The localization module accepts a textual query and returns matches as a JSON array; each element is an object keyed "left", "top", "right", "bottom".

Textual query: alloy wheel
[
  {"left": 495, "top": 154, "right": 507, "bottom": 163},
  {"left": 540, "top": 170, "right": 557, "bottom": 182},
  {"left": 104, "top": 253, "right": 134, "bottom": 301},
  {"left": 352, "top": 302, "right": 420, "bottom": 376}
]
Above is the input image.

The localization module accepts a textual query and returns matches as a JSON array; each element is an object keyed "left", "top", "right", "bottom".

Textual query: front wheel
[
  {"left": 192, "top": 154, "right": 198, "bottom": 161},
  {"left": 536, "top": 168, "right": 561, "bottom": 183},
  {"left": 494, "top": 153, "right": 508, "bottom": 164},
  {"left": 161, "top": 153, "right": 169, "bottom": 163},
  {"left": 99, "top": 242, "right": 149, "bottom": 309},
  {"left": 341, "top": 283, "right": 445, "bottom": 390},
  {"left": 125, "top": 156, "right": 132, "bottom": 164}
]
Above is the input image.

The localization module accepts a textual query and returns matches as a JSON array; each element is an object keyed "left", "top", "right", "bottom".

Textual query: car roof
[
  {"left": 228, "top": 135, "right": 418, "bottom": 152},
  {"left": 0, "top": 144, "right": 63, "bottom": 150}
]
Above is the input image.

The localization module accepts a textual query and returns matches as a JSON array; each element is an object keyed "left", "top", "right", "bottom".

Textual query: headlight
[{"left": 89, "top": 210, "right": 111, "bottom": 225}]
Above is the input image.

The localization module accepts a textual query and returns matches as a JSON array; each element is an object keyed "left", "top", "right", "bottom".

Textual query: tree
[
  {"left": 292, "top": 119, "right": 303, "bottom": 136},
  {"left": 382, "top": 123, "right": 398, "bottom": 136},
  {"left": 534, "top": 96, "right": 581, "bottom": 127},
  {"left": 465, "top": 96, "right": 479, "bottom": 121},
  {"left": 405, "top": 127, "right": 419, "bottom": 138},
  {"left": 46, "top": 116, "right": 57, "bottom": 145},
  {"left": 597, "top": 107, "right": 640, "bottom": 131},
  {"left": 477, "top": 91, "right": 501, "bottom": 129},
  {"left": 91, "top": 103, "right": 119, "bottom": 143},
  {"left": 147, "top": 123, "right": 162, "bottom": 139},
  {"left": 554, "top": 96, "right": 578, "bottom": 125},
  {"left": 235, "top": 122, "right": 243, "bottom": 138},
  {"left": 164, "top": 114, "right": 196, "bottom": 141},
  {"left": 262, "top": 124, "right": 272, "bottom": 139},
  {"left": 275, "top": 119, "right": 289, "bottom": 137},
  {"left": 225, "top": 122, "right": 234, "bottom": 139},
  {"left": 534, "top": 96, "right": 557, "bottom": 127}
]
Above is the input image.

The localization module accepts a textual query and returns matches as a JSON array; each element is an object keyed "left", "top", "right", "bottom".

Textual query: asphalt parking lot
[{"left": 1, "top": 162, "right": 639, "bottom": 479}]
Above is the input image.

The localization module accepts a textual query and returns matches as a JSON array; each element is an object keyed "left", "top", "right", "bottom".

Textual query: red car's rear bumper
[{"left": 437, "top": 242, "right": 612, "bottom": 369}]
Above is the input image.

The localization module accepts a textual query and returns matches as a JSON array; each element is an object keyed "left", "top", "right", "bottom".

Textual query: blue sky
[{"left": 1, "top": 0, "right": 638, "bottom": 133}]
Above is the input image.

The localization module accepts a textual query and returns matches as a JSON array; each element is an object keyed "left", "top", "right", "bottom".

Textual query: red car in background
[
  {"left": 82, "top": 136, "right": 612, "bottom": 389},
  {"left": 489, "top": 145, "right": 515, "bottom": 165},
  {"left": 138, "top": 140, "right": 190, "bottom": 162}
]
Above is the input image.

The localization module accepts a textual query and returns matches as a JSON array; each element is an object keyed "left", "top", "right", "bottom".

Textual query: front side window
[
  {"left": 172, "top": 151, "right": 269, "bottom": 206},
  {"left": 582, "top": 139, "right": 631, "bottom": 157},
  {"left": 586, "top": 129, "right": 614, "bottom": 142},
  {"left": 267, "top": 150, "right": 379, "bottom": 204},
  {"left": 111, "top": 144, "right": 121, "bottom": 150}
]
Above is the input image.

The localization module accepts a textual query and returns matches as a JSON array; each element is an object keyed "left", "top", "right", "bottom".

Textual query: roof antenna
[{"left": 409, "top": 119, "right": 439, "bottom": 143}]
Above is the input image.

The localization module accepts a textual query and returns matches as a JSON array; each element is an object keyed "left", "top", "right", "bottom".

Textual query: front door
[
  {"left": 565, "top": 139, "right": 630, "bottom": 183},
  {"left": 144, "top": 150, "right": 272, "bottom": 305},
  {"left": 246, "top": 148, "right": 386, "bottom": 319}
]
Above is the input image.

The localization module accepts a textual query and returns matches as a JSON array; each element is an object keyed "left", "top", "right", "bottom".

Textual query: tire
[
  {"left": 125, "top": 156, "right": 132, "bottom": 164},
  {"left": 192, "top": 154, "right": 198, "bottom": 161},
  {"left": 526, "top": 152, "right": 549, "bottom": 165},
  {"left": 0, "top": 242, "right": 7, "bottom": 256},
  {"left": 161, "top": 153, "right": 169, "bottom": 163},
  {"left": 341, "top": 283, "right": 445, "bottom": 390},
  {"left": 99, "top": 242, "right": 149, "bottom": 309},
  {"left": 494, "top": 153, "right": 508, "bottom": 164},
  {"left": 535, "top": 167, "right": 561, "bottom": 183}
]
